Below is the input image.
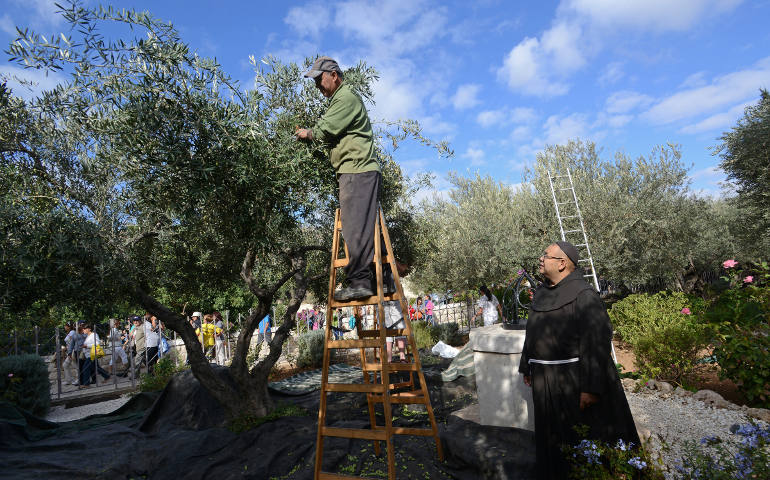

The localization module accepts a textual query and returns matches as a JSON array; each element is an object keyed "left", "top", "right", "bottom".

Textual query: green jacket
[{"left": 312, "top": 82, "right": 379, "bottom": 174}]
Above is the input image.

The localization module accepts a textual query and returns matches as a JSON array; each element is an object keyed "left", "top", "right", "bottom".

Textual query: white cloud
[
  {"left": 477, "top": 107, "right": 536, "bottom": 127},
  {"left": 542, "top": 113, "right": 590, "bottom": 145},
  {"left": 605, "top": 90, "right": 654, "bottom": 114},
  {"left": 540, "top": 21, "right": 586, "bottom": 73},
  {"left": 510, "top": 107, "right": 537, "bottom": 124},
  {"left": 0, "top": 14, "right": 15, "bottom": 36},
  {"left": 562, "top": 0, "right": 743, "bottom": 32},
  {"left": 477, "top": 109, "right": 507, "bottom": 127},
  {"left": 598, "top": 62, "right": 624, "bottom": 86},
  {"left": 462, "top": 147, "right": 485, "bottom": 166},
  {"left": 419, "top": 114, "right": 456, "bottom": 137},
  {"left": 451, "top": 83, "right": 481, "bottom": 110},
  {"left": 643, "top": 57, "right": 770, "bottom": 124},
  {"left": 511, "top": 125, "right": 532, "bottom": 141},
  {"left": 496, "top": 35, "right": 571, "bottom": 97},
  {"left": 680, "top": 71, "right": 708, "bottom": 89},
  {"left": 0, "top": 64, "right": 66, "bottom": 100},
  {"left": 284, "top": 4, "right": 331, "bottom": 38},
  {"left": 369, "top": 71, "right": 423, "bottom": 121},
  {"left": 680, "top": 100, "right": 754, "bottom": 134}
]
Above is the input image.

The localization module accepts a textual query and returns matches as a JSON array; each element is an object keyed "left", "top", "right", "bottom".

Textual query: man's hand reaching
[{"left": 295, "top": 127, "right": 312, "bottom": 141}]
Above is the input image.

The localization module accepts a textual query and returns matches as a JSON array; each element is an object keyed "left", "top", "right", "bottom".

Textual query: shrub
[
  {"left": 139, "top": 356, "right": 188, "bottom": 392},
  {"left": 609, "top": 292, "right": 707, "bottom": 383},
  {"left": 430, "top": 323, "right": 463, "bottom": 346},
  {"left": 411, "top": 321, "right": 435, "bottom": 350},
  {"left": 296, "top": 330, "right": 327, "bottom": 369},
  {"left": 705, "top": 260, "right": 770, "bottom": 407},
  {"left": 0, "top": 354, "right": 50, "bottom": 415}
]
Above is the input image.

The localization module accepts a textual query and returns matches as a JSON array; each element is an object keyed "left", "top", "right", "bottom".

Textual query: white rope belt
[{"left": 528, "top": 357, "right": 579, "bottom": 365}]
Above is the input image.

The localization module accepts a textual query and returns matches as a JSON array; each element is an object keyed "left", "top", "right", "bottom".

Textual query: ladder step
[
  {"left": 359, "top": 328, "right": 407, "bottom": 338},
  {"left": 392, "top": 427, "right": 434, "bottom": 436},
  {"left": 371, "top": 389, "right": 428, "bottom": 404},
  {"left": 559, "top": 215, "right": 578, "bottom": 219},
  {"left": 333, "top": 255, "right": 392, "bottom": 268},
  {"left": 321, "top": 426, "right": 387, "bottom": 441},
  {"left": 578, "top": 258, "right": 591, "bottom": 262},
  {"left": 327, "top": 339, "right": 382, "bottom": 349},
  {"left": 318, "top": 473, "right": 372, "bottom": 480},
  {"left": 558, "top": 187, "right": 573, "bottom": 191},
  {"left": 363, "top": 362, "right": 418, "bottom": 372},
  {"left": 564, "top": 229, "right": 582, "bottom": 233},
  {"left": 318, "top": 473, "right": 367, "bottom": 480},
  {"left": 329, "top": 293, "right": 401, "bottom": 308},
  {"left": 325, "top": 383, "right": 387, "bottom": 393},
  {"left": 574, "top": 243, "right": 587, "bottom": 247}
]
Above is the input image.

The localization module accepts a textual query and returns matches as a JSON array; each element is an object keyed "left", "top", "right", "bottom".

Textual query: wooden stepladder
[{"left": 314, "top": 208, "right": 444, "bottom": 480}]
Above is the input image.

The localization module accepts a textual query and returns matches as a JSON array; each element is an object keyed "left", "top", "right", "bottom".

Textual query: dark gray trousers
[{"left": 338, "top": 171, "right": 381, "bottom": 289}]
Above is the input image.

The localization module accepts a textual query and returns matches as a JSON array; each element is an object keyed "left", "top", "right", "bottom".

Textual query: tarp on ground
[
  {"left": 441, "top": 343, "right": 476, "bottom": 382},
  {"left": 268, "top": 363, "right": 362, "bottom": 395}
]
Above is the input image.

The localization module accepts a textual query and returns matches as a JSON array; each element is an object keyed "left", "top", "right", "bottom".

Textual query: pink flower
[
  {"left": 7, "top": 373, "right": 12, "bottom": 377},
  {"left": 723, "top": 259, "right": 738, "bottom": 268},
  {"left": 744, "top": 276, "right": 754, "bottom": 283},
  {"left": 517, "top": 269, "right": 524, "bottom": 275},
  {"left": 681, "top": 308, "right": 691, "bottom": 315}
]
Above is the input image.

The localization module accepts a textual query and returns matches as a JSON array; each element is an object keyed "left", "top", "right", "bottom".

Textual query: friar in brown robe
[{"left": 518, "top": 241, "right": 639, "bottom": 480}]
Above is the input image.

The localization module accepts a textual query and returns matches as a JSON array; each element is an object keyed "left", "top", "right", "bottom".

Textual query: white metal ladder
[
  {"left": 547, "top": 168, "right": 600, "bottom": 291},
  {"left": 547, "top": 169, "right": 617, "bottom": 363}
]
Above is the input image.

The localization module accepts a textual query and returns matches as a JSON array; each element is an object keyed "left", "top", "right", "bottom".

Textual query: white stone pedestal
[{"left": 470, "top": 324, "right": 534, "bottom": 430}]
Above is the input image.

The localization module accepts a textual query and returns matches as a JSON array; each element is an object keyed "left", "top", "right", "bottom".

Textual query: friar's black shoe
[{"left": 334, "top": 286, "right": 374, "bottom": 301}]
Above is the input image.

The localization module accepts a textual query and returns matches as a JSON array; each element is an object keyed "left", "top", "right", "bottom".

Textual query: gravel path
[
  {"left": 45, "top": 395, "right": 132, "bottom": 423},
  {"left": 626, "top": 389, "right": 768, "bottom": 477}
]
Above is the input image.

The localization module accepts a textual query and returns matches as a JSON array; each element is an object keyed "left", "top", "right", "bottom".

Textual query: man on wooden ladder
[{"left": 296, "top": 56, "right": 390, "bottom": 301}]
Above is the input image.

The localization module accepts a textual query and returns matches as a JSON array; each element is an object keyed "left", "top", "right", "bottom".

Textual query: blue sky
[{"left": 2, "top": 0, "right": 769, "bottom": 200}]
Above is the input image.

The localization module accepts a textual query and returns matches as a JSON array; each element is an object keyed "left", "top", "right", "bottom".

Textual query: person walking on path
[
  {"left": 296, "top": 56, "right": 388, "bottom": 302},
  {"left": 518, "top": 241, "right": 639, "bottom": 479}
]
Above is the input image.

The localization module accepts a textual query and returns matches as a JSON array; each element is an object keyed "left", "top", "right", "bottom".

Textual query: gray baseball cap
[{"left": 304, "top": 56, "right": 342, "bottom": 79}]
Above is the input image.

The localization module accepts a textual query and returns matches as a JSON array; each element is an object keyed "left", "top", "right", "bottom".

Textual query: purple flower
[
  {"left": 628, "top": 457, "right": 647, "bottom": 470},
  {"left": 7, "top": 373, "right": 12, "bottom": 378}
]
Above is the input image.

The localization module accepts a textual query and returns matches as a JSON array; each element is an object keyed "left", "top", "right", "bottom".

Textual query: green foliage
[
  {"left": 714, "top": 89, "right": 770, "bottom": 257},
  {"left": 609, "top": 292, "right": 707, "bottom": 383},
  {"left": 705, "top": 261, "right": 770, "bottom": 407},
  {"left": 411, "top": 321, "right": 435, "bottom": 351},
  {"left": 672, "top": 423, "right": 770, "bottom": 479},
  {"left": 295, "top": 330, "right": 327, "bottom": 369},
  {"left": 138, "top": 356, "right": 188, "bottom": 392},
  {"left": 430, "top": 323, "right": 463, "bottom": 346},
  {"left": 412, "top": 140, "right": 737, "bottom": 294},
  {"left": 228, "top": 402, "right": 309, "bottom": 434},
  {"left": 0, "top": 354, "right": 50, "bottom": 415}
]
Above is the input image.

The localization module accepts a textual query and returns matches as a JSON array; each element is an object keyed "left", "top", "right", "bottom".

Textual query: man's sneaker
[{"left": 334, "top": 286, "right": 374, "bottom": 301}]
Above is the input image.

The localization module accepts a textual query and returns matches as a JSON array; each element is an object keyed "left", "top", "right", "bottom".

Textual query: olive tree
[
  {"left": 1, "top": 2, "right": 441, "bottom": 419},
  {"left": 715, "top": 89, "right": 770, "bottom": 258}
]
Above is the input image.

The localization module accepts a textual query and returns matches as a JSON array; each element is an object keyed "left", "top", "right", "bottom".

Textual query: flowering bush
[
  {"left": 565, "top": 436, "right": 664, "bottom": 479},
  {"left": 672, "top": 423, "right": 770, "bottom": 479},
  {"left": 609, "top": 292, "right": 707, "bottom": 383},
  {"left": 705, "top": 260, "right": 770, "bottom": 407}
]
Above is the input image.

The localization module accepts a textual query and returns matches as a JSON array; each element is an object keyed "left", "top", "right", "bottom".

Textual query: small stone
[
  {"left": 693, "top": 389, "right": 725, "bottom": 406},
  {"left": 621, "top": 378, "right": 636, "bottom": 391},
  {"left": 674, "top": 387, "right": 693, "bottom": 397},
  {"left": 746, "top": 408, "right": 770, "bottom": 423},
  {"left": 645, "top": 379, "right": 657, "bottom": 390},
  {"left": 656, "top": 381, "right": 673, "bottom": 394}
]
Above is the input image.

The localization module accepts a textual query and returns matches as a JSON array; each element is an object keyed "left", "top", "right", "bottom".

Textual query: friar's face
[{"left": 539, "top": 244, "right": 568, "bottom": 281}]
